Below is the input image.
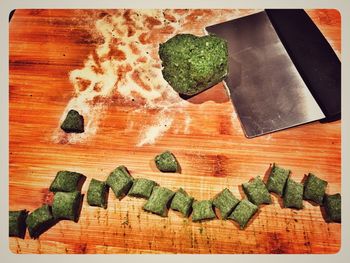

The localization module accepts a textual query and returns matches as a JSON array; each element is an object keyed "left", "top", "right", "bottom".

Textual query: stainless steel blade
[{"left": 206, "top": 11, "right": 325, "bottom": 138}]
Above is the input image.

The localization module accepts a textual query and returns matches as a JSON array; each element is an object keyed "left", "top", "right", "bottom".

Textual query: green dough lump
[
  {"left": 266, "top": 163, "right": 290, "bottom": 196},
  {"left": 143, "top": 186, "right": 175, "bottom": 217},
  {"left": 191, "top": 200, "right": 216, "bottom": 222},
  {"left": 87, "top": 178, "right": 109, "bottom": 209},
  {"left": 9, "top": 209, "right": 28, "bottom": 238},
  {"left": 283, "top": 178, "right": 304, "bottom": 209},
  {"left": 159, "top": 34, "right": 228, "bottom": 96},
  {"left": 170, "top": 188, "right": 194, "bottom": 217},
  {"left": 61, "top": 109, "right": 84, "bottom": 133},
  {"left": 242, "top": 176, "right": 272, "bottom": 206},
  {"left": 155, "top": 151, "right": 180, "bottom": 173},
  {"left": 52, "top": 191, "right": 82, "bottom": 221},
  {"left": 303, "top": 173, "right": 328, "bottom": 205},
  {"left": 324, "top": 193, "right": 341, "bottom": 223},
  {"left": 106, "top": 166, "right": 134, "bottom": 199},
  {"left": 26, "top": 205, "right": 54, "bottom": 239},
  {"left": 49, "top": 170, "right": 86, "bottom": 192},
  {"left": 213, "top": 188, "right": 240, "bottom": 219},
  {"left": 228, "top": 199, "right": 258, "bottom": 229},
  {"left": 128, "top": 178, "right": 157, "bottom": 199}
]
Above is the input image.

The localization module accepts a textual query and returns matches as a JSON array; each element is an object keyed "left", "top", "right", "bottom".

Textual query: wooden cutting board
[{"left": 9, "top": 9, "right": 341, "bottom": 254}]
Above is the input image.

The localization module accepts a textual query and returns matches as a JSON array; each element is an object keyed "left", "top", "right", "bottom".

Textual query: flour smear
[{"left": 52, "top": 9, "right": 247, "bottom": 145}]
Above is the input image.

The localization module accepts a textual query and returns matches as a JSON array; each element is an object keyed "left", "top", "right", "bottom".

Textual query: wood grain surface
[{"left": 9, "top": 9, "right": 341, "bottom": 254}]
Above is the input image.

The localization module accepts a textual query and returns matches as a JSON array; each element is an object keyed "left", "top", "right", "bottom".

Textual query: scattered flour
[
  {"left": 53, "top": 9, "right": 252, "bottom": 145},
  {"left": 137, "top": 111, "right": 174, "bottom": 146},
  {"left": 184, "top": 114, "right": 192, "bottom": 134}
]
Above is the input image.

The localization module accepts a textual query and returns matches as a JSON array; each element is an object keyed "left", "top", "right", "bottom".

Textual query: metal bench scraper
[{"left": 205, "top": 9, "right": 341, "bottom": 138}]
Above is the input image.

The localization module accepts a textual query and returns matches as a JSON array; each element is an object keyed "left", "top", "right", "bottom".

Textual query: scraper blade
[{"left": 206, "top": 11, "right": 325, "bottom": 138}]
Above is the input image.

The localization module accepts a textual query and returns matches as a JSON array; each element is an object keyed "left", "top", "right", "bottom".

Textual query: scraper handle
[{"left": 265, "top": 9, "right": 341, "bottom": 122}]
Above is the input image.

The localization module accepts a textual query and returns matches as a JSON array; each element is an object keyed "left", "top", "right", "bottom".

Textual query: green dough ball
[
  {"left": 26, "top": 205, "right": 54, "bottom": 239},
  {"left": 60, "top": 109, "right": 84, "bottom": 133},
  {"left": 213, "top": 188, "right": 240, "bottom": 219},
  {"left": 106, "top": 166, "right": 134, "bottom": 199},
  {"left": 143, "top": 186, "right": 175, "bottom": 217},
  {"left": 242, "top": 176, "right": 272, "bottom": 206},
  {"left": 87, "top": 178, "right": 109, "bottom": 209},
  {"left": 49, "top": 170, "right": 86, "bottom": 193},
  {"left": 155, "top": 151, "right": 180, "bottom": 173},
  {"left": 266, "top": 163, "right": 290, "bottom": 196},
  {"left": 283, "top": 178, "right": 304, "bottom": 209},
  {"left": 52, "top": 191, "right": 82, "bottom": 221},
  {"left": 191, "top": 200, "right": 216, "bottom": 222},
  {"left": 303, "top": 173, "right": 328, "bottom": 205},
  {"left": 228, "top": 199, "right": 258, "bottom": 229},
  {"left": 159, "top": 34, "right": 228, "bottom": 96},
  {"left": 170, "top": 188, "right": 194, "bottom": 217},
  {"left": 324, "top": 193, "right": 341, "bottom": 223},
  {"left": 9, "top": 209, "right": 28, "bottom": 238},
  {"left": 128, "top": 178, "right": 157, "bottom": 199}
]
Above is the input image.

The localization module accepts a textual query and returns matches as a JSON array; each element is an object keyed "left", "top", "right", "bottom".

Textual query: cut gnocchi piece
[
  {"left": 170, "top": 188, "right": 194, "bottom": 217},
  {"left": 106, "top": 166, "right": 134, "bottom": 199},
  {"left": 143, "top": 186, "right": 175, "bottom": 217}
]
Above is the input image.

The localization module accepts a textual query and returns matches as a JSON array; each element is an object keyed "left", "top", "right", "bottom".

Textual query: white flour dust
[
  {"left": 137, "top": 111, "right": 174, "bottom": 146},
  {"left": 52, "top": 9, "right": 191, "bottom": 145},
  {"left": 52, "top": 9, "right": 249, "bottom": 145}
]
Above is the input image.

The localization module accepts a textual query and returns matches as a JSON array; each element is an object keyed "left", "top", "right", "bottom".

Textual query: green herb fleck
[
  {"left": 121, "top": 218, "right": 129, "bottom": 226},
  {"left": 199, "top": 226, "right": 204, "bottom": 234}
]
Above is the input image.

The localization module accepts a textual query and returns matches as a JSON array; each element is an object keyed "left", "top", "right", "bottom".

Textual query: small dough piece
[
  {"left": 128, "top": 178, "right": 157, "bottom": 199},
  {"left": 242, "top": 176, "right": 272, "bottom": 206},
  {"left": 191, "top": 200, "right": 216, "bottom": 222},
  {"left": 60, "top": 109, "right": 84, "bottom": 133},
  {"left": 155, "top": 151, "right": 180, "bottom": 173},
  {"left": 283, "top": 178, "right": 304, "bottom": 209},
  {"left": 49, "top": 170, "right": 86, "bottom": 192},
  {"left": 266, "top": 163, "right": 290, "bottom": 196},
  {"left": 213, "top": 188, "right": 240, "bottom": 219},
  {"left": 170, "top": 188, "right": 194, "bottom": 217},
  {"left": 9, "top": 209, "right": 28, "bottom": 238},
  {"left": 228, "top": 199, "right": 258, "bottom": 229},
  {"left": 143, "top": 186, "right": 175, "bottom": 217},
  {"left": 52, "top": 191, "right": 82, "bottom": 221},
  {"left": 303, "top": 173, "right": 328, "bottom": 205},
  {"left": 26, "top": 205, "right": 54, "bottom": 239},
  {"left": 324, "top": 193, "right": 341, "bottom": 223},
  {"left": 106, "top": 166, "right": 134, "bottom": 199},
  {"left": 87, "top": 178, "right": 109, "bottom": 209}
]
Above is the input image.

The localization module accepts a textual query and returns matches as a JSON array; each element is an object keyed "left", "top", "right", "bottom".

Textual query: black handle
[{"left": 265, "top": 9, "right": 341, "bottom": 122}]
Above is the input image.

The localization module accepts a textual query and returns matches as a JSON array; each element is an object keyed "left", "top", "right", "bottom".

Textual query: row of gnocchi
[{"left": 9, "top": 151, "right": 341, "bottom": 239}]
